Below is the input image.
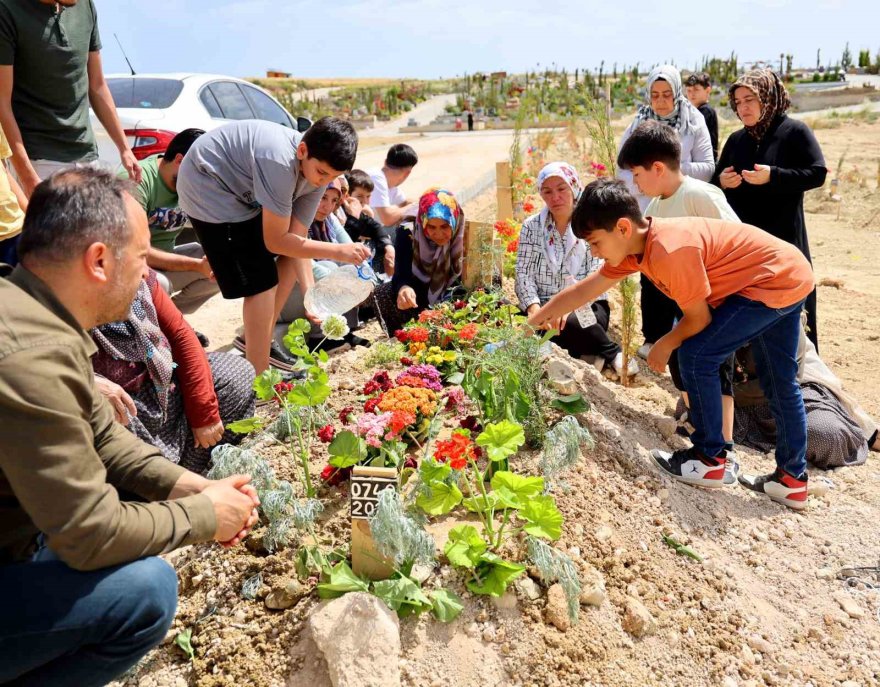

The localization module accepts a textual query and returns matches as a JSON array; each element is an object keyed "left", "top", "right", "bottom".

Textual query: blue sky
[{"left": 97, "top": 0, "right": 877, "bottom": 79}]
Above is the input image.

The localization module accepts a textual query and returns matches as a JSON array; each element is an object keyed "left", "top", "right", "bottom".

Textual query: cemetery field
[{"left": 116, "top": 118, "right": 880, "bottom": 687}]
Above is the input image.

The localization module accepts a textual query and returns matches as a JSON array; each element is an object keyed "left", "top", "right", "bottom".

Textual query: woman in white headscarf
[
  {"left": 516, "top": 162, "right": 636, "bottom": 378},
  {"left": 618, "top": 65, "right": 715, "bottom": 212}
]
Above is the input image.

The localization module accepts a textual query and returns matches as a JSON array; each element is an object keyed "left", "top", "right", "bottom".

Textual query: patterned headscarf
[
  {"left": 91, "top": 272, "right": 176, "bottom": 415},
  {"left": 412, "top": 188, "right": 464, "bottom": 305},
  {"left": 536, "top": 161, "right": 587, "bottom": 279},
  {"left": 633, "top": 64, "right": 704, "bottom": 137},
  {"left": 309, "top": 178, "right": 345, "bottom": 243},
  {"left": 729, "top": 68, "right": 792, "bottom": 141}
]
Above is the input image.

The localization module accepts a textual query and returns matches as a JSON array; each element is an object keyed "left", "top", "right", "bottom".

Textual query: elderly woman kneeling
[{"left": 515, "top": 162, "right": 635, "bottom": 378}]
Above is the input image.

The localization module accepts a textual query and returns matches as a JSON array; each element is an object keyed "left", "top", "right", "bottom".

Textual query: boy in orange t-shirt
[{"left": 529, "top": 179, "right": 815, "bottom": 510}]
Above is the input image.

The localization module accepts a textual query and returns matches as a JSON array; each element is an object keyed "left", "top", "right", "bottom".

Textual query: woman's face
[
  {"left": 424, "top": 217, "right": 454, "bottom": 246},
  {"left": 315, "top": 188, "right": 341, "bottom": 221},
  {"left": 650, "top": 79, "right": 675, "bottom": 117},
  {"left": 539, "top": 177, "right": 574, "bottom": 215},
  {"left": 734, "top": 86, "right": 762, "bottom": 127}
]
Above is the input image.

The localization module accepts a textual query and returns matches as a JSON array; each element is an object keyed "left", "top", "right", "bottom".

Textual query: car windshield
[{"left": 108, "top": 78, "right": 184, "bottom": 109}]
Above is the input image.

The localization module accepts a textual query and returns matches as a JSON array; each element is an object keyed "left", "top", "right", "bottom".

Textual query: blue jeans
[
  {"left": 678, "top": 295, "right": 807, "bottom": 477},
  {"left": 0, "top": 547, "right": 177, "bottom": 686}
]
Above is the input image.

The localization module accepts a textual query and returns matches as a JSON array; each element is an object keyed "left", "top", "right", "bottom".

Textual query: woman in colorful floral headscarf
[
  {"left": 372, "top": 188, "right": 464, "bottom": 334},
  {"left": 714, "top": 68, "right": 826, "bottom": 349},
  {"left": 618, "top": 64, "right": 715, "bottom": 212},
  {"left": 515, "top": 162, "right": 635, "bottom": 378}
]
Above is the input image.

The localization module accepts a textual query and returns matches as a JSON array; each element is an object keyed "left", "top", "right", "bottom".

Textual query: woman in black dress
[{"left": 714, "top": 68, "right": 827, "bottom": 349}]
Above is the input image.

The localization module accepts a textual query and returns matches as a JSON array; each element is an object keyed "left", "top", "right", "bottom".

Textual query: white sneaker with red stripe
[
  {"left": 738, "top": 469, "right": 809, "bottom": 510},
  {"left": 650, "top": 447, "right": 729, "bottom": 488}
]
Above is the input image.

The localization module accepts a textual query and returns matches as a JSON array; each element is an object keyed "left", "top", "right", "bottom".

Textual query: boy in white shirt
[{"left": 369, "top": 144, "right": 418, "bottom": 228}]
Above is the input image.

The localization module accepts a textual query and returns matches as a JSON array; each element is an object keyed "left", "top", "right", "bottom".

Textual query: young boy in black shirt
[
  {"left": 343, "top": 169, "right": 395, "bottom": 275},
  {"left": 686, "top": 72, "right": 719, "bottom": 161}
]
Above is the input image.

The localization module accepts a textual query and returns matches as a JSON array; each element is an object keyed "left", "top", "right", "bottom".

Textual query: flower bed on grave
[{"left": 204, "top": 290, "right": 594, "bottom": 634}]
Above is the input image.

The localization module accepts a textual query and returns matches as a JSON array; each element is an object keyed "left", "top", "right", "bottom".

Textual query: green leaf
[
  {"left": 444, "top": 525, "right": 487, "bottom": 569},
  {"left": 489, "top": 471, "right": 544, "bottom": 509},
  {"left": 416, "top": 481, "right": 463, "bottom": 515},
  {"left": 476, "top": 421, "right": 525, "bottom": 462},
  {"left": 461, "top": 492, "right": 500, "bottom": 514},
  {"left": 445, "top": 371, "right": 465, "bottom": 385},
  {"left": 466, "top": 556, "right": 526, "bottom": 597},
  {"left": 317, "top": 561, "right": 369, "bottom": 598},
  {"left": 253, "top": 368, "right": 283, "bottom": 401},
  {"left": 317, "top": 349, "right": 330, "bottom": 364},
  {"left": 328, "top": 430, "right": 368, "bottom": 468},
  {"left": 288, "top": 318, "right": 312, "bottom": 336},
  {"left": 418, "top": 457, "right": 452, "bottom": 485},
  {"left": 430, "top": 589, "right": 464, "bottom": 622},
  {"left": 174, "top": 628, "right": 195, "bottom": 661},
  {"left": 520, "top": 495, "right": 563, "bottom": 540},
  {"left": 550, "top": 393, "right": 590, "bottom": 414},
  {"left": 371, "top": 576, "right": 431, "bottom": 615},
  {"left": 287, "top": 380, "right": 331, "bottom": 407},
  {"left": 225, "top": 416, "right": 265, "bottom": 435}
]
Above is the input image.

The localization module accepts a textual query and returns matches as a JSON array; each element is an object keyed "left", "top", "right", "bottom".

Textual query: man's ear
[
  {"left": 83, "top": 242, "right": 113, "bottom": 285},
  {"left": 617, "top": 217, "right": 633, "bottom": 239},
  {"left": 171, "top": 153, "right": 185, "bottom": 166},
  {"left": 296, "top": 141, "right": 308, "bottom": 161}
]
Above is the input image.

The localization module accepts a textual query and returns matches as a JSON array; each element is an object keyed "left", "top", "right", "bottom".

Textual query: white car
[{"left": 91, "top": 73, "right": 311, "bottom": 166}]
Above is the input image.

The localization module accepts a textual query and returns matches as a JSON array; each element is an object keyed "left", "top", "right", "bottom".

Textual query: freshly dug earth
[{"left": 114, "top": 120, "right": 880, "bottom": 687}]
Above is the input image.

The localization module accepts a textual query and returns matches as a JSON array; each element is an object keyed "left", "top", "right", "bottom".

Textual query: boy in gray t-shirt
[{"left": 177, "top": 118, "right": 370, "bottom": 375}]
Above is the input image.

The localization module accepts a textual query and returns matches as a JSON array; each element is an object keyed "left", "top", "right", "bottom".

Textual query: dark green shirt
[{"left": 0, "top": 0, "right": 102, "bottom": 162}]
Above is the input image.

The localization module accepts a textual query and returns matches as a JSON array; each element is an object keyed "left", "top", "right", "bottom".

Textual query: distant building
[{"left": 266, "top": 69, "right": 291, "bottom": 78}]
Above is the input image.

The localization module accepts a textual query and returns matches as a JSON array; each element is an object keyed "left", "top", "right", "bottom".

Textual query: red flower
[
  {"left": 364, "top": 370, "right": 393, "bottom": 395},
  {"left": 404, "top": 456, "right": 418, "bottom": 469},
  {"left": 320, "top": 464, "right": 352, "bottom": 486},
  {"left": 318, "top": 424, "right": 335, "bottom": 443},
  {"left": 387, "top": 410, "right": 416, "bottom": 437},
  {"left": 400, "top": 356, "right": 414, "bottom": 366},
  {"left": 364, "top": 397, "right": 381, "bottom": 414},
  {"left": 506, "top": 238, "right": 519, "bottom": 254},
  {"left": 339, "top": 406, "right": 354, "bottom": 425},
  {"left": 458, "top": 323, "right": 479, "bottom": 341},
  {"left": 523, "top": 201, "right": 535, "bottom": 213},
  {"left": 460, "top": 415, "right": 482, "bottom": 432},
  {"left": 406, "top": 327, "right": 429, "bottom": 343},
  {"left": 395, "top": 329, "right": 409, "bottom": 343},
  {"left": 433, "top": 433, "right": 475, "bottom": 470},
  {"left": 453, "top": 300, "right": 467, "bottom": 310}
]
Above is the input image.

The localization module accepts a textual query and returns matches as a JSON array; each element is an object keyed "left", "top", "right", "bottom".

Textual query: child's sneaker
[
  {"left": 612, "top": 351, "right": 639, "bottom": 378},
  {"left": 637, "top": 343, "right": 653, "bottom": 360},
  {"left": 738, "top": 469, "right": 808, "bottom": 510},
  {"left": 650, "top": 446, "right": 728, "bottom": 488}
]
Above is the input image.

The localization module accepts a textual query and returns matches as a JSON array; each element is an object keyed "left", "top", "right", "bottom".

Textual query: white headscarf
[
  {"left": 633, "top": 64, "right": 704, "bottom": 137},
  {"left": 536, "top": 162, "right": 587, "bottom": 280}
]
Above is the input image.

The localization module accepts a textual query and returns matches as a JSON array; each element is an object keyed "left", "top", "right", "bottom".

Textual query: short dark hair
[
  {"left": 18, "top": 168, "right": 133, "bottom": 263},
  {"left": 571, "top": 179, "right": 646, "bottom": 238},
  {"left": 163, "top": 127, "right": 205, "bottom": 161},
  {"left": 685, "top": 72, "right": 712, "bottom": 88},
  {"left": 346, "top": 169, "right": 374, "bottom": 193},
  {"left": 302, "top": 116, "right": 358, "bottom": 172},
  {"left": 617, "top": 120, "right": 682, "bottom": 172},
  {"left": 385, "top": 143, "right": 418, "bottom": 169}
]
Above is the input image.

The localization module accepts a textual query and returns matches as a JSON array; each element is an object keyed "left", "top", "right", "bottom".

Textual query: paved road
[{"left": 365, "top": 94, "right": 458, "bottom": 137}]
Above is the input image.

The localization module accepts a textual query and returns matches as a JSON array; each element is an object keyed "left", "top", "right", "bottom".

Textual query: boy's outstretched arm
[
  {"left": 646, "top": 299, "right": 712, "bottom": 373},
  {"left": 527, "top": 273, "right": 622, "bottom": 329}
]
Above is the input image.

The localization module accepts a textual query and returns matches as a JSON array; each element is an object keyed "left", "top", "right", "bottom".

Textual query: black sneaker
[
  {"left": 269, "top": 341, "right": 299, "bottom": 372},
  {"left": 195, "top": 330, "right": 210, "bottom": 348},
  {"left": 345, "top": 333, "right": 371, "bottom": 348},
  {"left": 738, "top": 468, "right": 808, "bottom": 510},
  {"left": 650, "top": 446, "right": 728, "bottom": 488}
]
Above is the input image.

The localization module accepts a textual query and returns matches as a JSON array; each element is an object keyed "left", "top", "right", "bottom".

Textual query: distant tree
[
  {"left": 842, "top": 42, "right": 853, "bottom": 71},
  {"left": 785, "top": 54, "right": 794, "bottom": 80},
  {"left": 816, "top": 49, "right": 821, "bottom": 70},
  {"left": 858, "top": 49, "right": 871, "bottom": 68}
]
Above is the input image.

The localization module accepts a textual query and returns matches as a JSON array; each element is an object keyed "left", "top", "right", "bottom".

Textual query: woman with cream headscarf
[
  {"left": 372, "top": 188, "right": 465, "bottom": 334},
  {"left": 618, "top": 65, "right": 714, "bottom": 358},
  {"left": 516, "top": 162, "right": 635, "bottom": 378},
  {"left": 714, "top": 68, "right": 826, "bottom": 350},
  {"left": 618, "top": 64, "right": 715, "bottom": 212}
]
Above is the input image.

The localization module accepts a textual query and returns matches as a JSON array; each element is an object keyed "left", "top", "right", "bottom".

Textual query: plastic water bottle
[
  {"left": 563, "top": 275, "right": 596, "bottom": 328},
  {"left": 304, "top": 264, "right": 375, "bottom": 318}
]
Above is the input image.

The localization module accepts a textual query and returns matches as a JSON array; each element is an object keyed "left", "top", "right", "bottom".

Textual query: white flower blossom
[{"left": 320, "top": 313, "right": 350, "bottom": 341}]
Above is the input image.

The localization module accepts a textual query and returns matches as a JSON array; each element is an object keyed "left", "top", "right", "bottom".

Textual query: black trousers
[
  {"left": 640, "top": 274, "right": 680, "bottom": 344},
  {"left": 552, "top": 300, "right": 620, "bottom": 363}
]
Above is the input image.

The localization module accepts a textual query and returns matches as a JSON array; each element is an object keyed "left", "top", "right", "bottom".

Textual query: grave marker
[{"left": 350, "top": 466, "right": 397, "bottom": 580}]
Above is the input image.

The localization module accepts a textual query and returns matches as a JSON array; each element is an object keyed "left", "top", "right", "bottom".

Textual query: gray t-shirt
[{"left": 177, "top": 120, "right": 322, "bottom": 226}]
